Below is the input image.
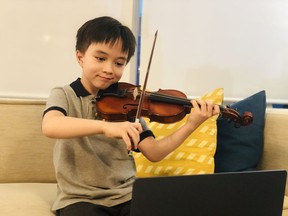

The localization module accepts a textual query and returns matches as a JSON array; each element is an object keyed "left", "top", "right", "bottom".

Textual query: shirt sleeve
[{"left": 43, "top": 87, "right": 69, "bottom": 116}]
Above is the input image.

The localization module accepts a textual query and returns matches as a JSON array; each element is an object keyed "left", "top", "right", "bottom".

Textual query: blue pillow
[{"left": 214, "top": 91, "right": 266, "bottom": 173}]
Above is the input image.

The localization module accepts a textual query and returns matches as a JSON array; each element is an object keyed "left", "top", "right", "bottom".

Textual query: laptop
[{"left": 130, "top": 170, "right": 287, "bottom": 216}]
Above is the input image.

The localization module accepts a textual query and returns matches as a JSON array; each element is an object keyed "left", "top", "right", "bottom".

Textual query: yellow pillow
[{"left": 134, "top": 88, "right": 224, "bottom": 177}]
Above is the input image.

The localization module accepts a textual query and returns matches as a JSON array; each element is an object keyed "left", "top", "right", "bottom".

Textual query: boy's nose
[{"left": 102, "top": 61, "right": 113, "bottom": 74}]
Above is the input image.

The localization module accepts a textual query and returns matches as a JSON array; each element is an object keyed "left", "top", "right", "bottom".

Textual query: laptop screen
[{"left": 130, "top": 170, "right": 286, "bottom": 216}]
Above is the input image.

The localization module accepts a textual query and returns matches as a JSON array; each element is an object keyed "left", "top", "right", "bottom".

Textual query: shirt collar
[{"left": 70, "top": 78, "right": 91, "bottom": 97}]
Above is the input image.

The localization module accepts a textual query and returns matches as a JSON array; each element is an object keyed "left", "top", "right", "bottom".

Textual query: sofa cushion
[
  {"left": 284, "top": 196, "right": 288, "bottom": 210},
  {"left": 283, "top": 196, "right": 288, "bottom": 216},
  {"left": 0, "top": 183, "right": 57, "bottom": 215},
  {"left": 214, "top": 91, "right": 266, "bottom": 172},
  {"left": 134, "top": 88, "right": 223, "bottom": 177},
  {"left": 0, "top": 99, "right": 56, "bottom": 183}
]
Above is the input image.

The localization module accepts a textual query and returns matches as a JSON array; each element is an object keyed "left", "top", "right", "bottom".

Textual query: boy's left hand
[{"left": 187, "top": 99, "right": 220, "bottom": 128}]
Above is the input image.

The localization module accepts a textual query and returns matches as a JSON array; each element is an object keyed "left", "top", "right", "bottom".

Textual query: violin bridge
[{"left": 133, "top": 87, "right": 138, "bottom": 100}]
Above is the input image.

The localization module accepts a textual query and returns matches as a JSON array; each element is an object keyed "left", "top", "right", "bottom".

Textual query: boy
[{"left": 42, "top": 16, "right": 219, "bottom": 216}]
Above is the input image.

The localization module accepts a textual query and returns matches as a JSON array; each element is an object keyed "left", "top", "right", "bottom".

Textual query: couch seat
[{"left": 0, "top": 183, "right": 56, "bottom": 216}]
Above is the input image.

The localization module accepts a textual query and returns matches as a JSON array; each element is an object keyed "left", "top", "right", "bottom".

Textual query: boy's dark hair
[{"left": 76, "top": 16, "right": 136, "bottom": 63}]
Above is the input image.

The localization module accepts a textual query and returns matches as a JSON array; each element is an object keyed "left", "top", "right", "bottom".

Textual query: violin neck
[
  {"left": 149, "top": 92, "right": 192, "bottom": 107},
  {"left": 149, "top": 92, "right": 227, "bottom": 110}
]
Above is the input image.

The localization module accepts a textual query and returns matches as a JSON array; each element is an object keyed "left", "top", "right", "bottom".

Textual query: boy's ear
[{"left": 76, "top": 50, "right": 84, "bottom": 66}]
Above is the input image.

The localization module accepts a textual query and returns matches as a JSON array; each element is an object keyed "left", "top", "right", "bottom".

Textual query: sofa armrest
[{"left": 258, "top": 108, "right": 288, "bottom": 196}]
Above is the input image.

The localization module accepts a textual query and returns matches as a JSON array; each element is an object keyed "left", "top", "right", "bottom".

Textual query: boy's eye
[
  {"left": 96, "top": 57, "right": 105, "bottom": 62},
  {"left": 116, "top": 62, "right": 125, "bottom": 67}
]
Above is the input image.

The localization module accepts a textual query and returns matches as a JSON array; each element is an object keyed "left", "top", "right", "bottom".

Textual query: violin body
[{"left": 96, "top": 82, "right": 191, "bottom": 124}]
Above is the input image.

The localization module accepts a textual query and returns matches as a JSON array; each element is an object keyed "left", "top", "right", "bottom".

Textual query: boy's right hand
[{"left": 102, "top": 121, "right": 143, "bottom": 151}]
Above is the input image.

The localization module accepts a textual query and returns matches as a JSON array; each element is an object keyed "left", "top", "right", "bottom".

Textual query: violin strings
[{"left": 126, "top": 88, "right": 191, "bottom": 104}]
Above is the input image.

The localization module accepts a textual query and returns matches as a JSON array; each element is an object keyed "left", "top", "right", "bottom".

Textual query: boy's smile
[{"left": 76, "top": 40, "right": 128, "bottom": 95}]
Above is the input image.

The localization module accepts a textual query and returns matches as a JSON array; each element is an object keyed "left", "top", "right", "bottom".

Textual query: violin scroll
[{"left": 219, "top": 106, "right": 253, "bottom": 128}]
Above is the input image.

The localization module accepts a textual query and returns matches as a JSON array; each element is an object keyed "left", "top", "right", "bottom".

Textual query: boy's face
[{"left": 76, "top": 40, "right": 128, "bottom": 95}]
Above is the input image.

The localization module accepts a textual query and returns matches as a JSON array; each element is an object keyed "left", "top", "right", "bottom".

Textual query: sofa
[{"left": 0, "top": 97, "right": 287, "bottom": 216}]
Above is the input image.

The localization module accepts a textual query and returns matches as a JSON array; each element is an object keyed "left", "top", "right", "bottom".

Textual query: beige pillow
[{"left": 134, "top": 88, "right": 223, "bottom": 177}]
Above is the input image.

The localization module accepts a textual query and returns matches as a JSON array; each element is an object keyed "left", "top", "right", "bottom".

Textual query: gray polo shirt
[{"left": 44, "top": 78, "right": 136, "bottom": 211}]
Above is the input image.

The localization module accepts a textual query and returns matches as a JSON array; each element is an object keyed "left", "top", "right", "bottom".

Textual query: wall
[
  {"left": 139, "top": 0, "right": 288, "bottom": 104},
  {"left": 1, "top": 0, "right": 288, "bottom": 104},
  {"left": 0, "top": 0, "right": 138, "bottom": 98}
]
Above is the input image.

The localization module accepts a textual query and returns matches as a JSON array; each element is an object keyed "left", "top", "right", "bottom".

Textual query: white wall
[
  {"left": 139, "top": 0, "right": 288, "bottom": 104},
  {"left": 1, "top": 0, "right": 288, "bottom": 104},
  {"left": 0, "top": 0, "right": 138, "bottom": 98}
]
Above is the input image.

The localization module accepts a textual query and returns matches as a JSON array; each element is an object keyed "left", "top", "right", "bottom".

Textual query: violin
[{"left": 95, "top": 82, "right": 253, "bottom": 127}]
